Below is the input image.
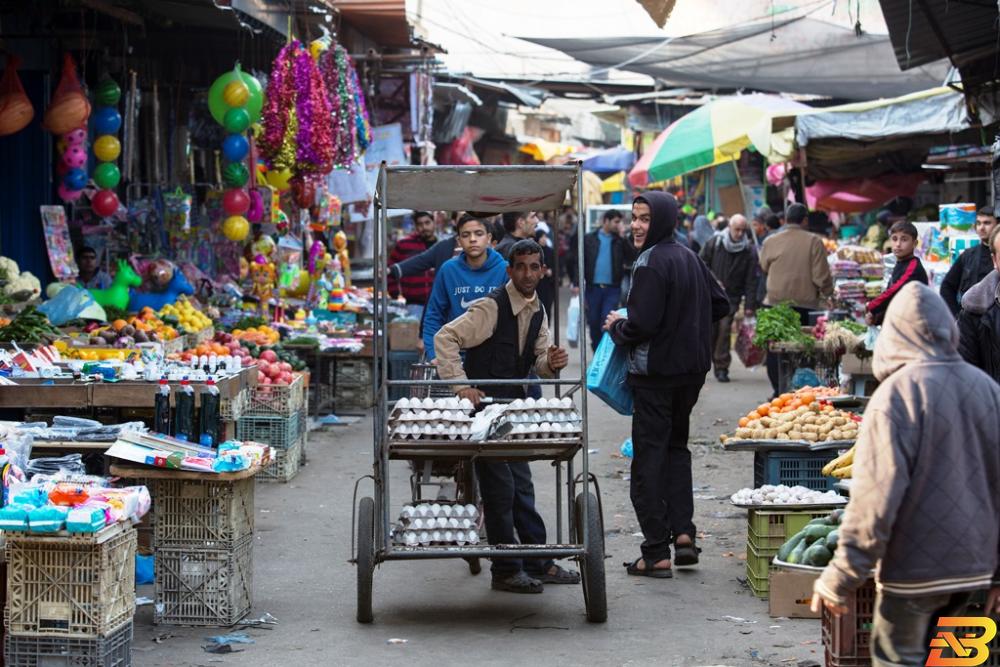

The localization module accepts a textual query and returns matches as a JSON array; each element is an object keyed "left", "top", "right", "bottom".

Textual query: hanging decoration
[
  {"left": 259, "top": 41, "right": 334, "bottom": 176},
  {"left": 44, "top": 55, "right": 91, "bottom": 204},
  {"left": 0, "top": 55, "right": 34, "bottom": 137},
  {"left": 317, "top": 43, "right": 372, "bottom": 169},
  {"left": 208, "top": 63, "right": 263, "bottom": 243},
  {"left": 89, "top": 77, "right": 122, "bottom": 218}
]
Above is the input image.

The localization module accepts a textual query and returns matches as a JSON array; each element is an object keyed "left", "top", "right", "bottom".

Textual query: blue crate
[
  {"left": 753, "top": 449, "right": 841, "bottom": 491},
  {"left": 388, "top": 350, "right": 420, "bottom": 401}
]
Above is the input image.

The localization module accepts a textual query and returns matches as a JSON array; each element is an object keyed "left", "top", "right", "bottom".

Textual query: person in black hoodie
[{"left": 604, "top": 192, "right": 730, "bottom": 578}]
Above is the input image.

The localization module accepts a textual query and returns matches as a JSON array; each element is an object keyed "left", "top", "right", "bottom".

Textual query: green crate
[
  {"left": 745, "top": 541, "right": 777, "bottom": 599},
  {"left": 747, "top": 508, "right": 833, "bottom": 552}
]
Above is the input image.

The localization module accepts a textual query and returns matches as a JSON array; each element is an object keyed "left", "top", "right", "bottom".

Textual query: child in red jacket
[{"left": 866, "top": 221, "right": 928, "bottom": 326}]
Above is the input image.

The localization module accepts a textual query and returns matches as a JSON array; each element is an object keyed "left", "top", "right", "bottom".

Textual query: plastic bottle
[
  {"left": 174, "top": 377, "right": 195, "bottom": 441},
  {"left": 154, "top": 377, "right": 172, "bottom": 435},
  {"left": 199, "top": 377, "right": 221, "bottom": 448}
]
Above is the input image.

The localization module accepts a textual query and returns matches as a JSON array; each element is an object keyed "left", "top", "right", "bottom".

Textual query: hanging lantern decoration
[
  {"left": 87, "top": 77, "right": 122, "bottom": 217},
  {"left": 209, "top": 63, "right": 262, "bottom": 243}
]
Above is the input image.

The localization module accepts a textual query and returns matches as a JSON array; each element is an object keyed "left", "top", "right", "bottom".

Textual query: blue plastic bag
[
  {"left": 135, "top": 554, "right": 154, "bottom": 585},
  {"left": 586, "top": 326, "right": 633, "bottom": 416},
  {"left": 38, "top": 286, "right": 99, "bottom": 326}
]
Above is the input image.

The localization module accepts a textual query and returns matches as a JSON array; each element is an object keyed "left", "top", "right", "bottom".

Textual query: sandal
[
  {"left": 535, "top": 564, "right": 581, "bottom": 585},
  {"left": 491, "top": 571, "right": 543, "bottom": 594},
  {"left": 623, "top": 557, "right": 672, "bottom": 578},
  {"left": 673, "top": 537, "right": 701, "bottom": 567}
]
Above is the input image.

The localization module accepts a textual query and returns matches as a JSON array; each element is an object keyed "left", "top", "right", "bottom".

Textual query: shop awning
[
  {"left": 629, "top": 94, "right": 811, "bottom": 187},
  {"left": 519, "top": 13, "right": 950, "bottom": 101},
  {"left": 582, "top": 147, "right": 635, "bottom": 174},
  {"left": 518, "top": 137, "right": 580, "bottom": 163},
  {"left": 805, "top": 172, "right": 926, "bottom": 213},
  {"left": 329, "top": 0, "right": 411, "bottom": 48}
]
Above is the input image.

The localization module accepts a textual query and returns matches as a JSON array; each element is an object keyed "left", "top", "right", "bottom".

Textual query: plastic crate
[
  {"left": 753, "top": 449, "right": 841, "bottom": 491},
  {"left": 5, "top": 524, "right": 136, "bottom": 638},
  {"left": 950, "top": 603, "right": 1000, "bottom": 667},
  {"left": 246, "top": 373, "right": 305, "bottom": 416},
  {"left": 236, "top": 414, "right": 300, "bottom": 449},
  {"left": 5, "top": 620, "right": 132, "bottom": 667},
  {"left": 747, "top": 507, "right": 833, "bottom": 551},
  {"left": 186, "top": 326, "right": 214, "bottom": 347},
  {"left": 219, "top": 388, "right": 249, "bottom": 421},
  {"left": 822, "top": 578, "right": 875, "bottom": 665},
  {"left": 335, "top": 384, "right": 374, "bottom": 410},
  {"left": 255, "top": 437, "right": 302, "bottom": 483},
  {"left": 152, "top": 477, "right": 253, "bottom": 548},
  {"left": 335, "top": 358, "right": 373, "bottom": 387},
  {"left": 388, "top": 350, "right": 419, "bottom": 401},
  {"left": 745, "top": 542, "right": 776, "bottom": 599},
  {"left": 154, "top": 536, "right": 253, "bottom": 626}
]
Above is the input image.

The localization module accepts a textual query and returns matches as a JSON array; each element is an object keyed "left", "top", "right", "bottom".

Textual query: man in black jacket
[
  {"left": 700, "top": 214, "right": 758, "bottom": 382},
  {"left": 941, "top": 206, "right": 997, "bottom": 316},
  {"left": 604, "top": 192, "right": 730, "bottom": 578},
  {"left": 572, "top": 209, "right": 626, "bottom": 350},
  {"left": 958, "top": 225, "right": 1000, "bottom": 383}
]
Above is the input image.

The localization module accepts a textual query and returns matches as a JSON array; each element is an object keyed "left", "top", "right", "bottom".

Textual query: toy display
[
  {"left": 89, "top": 260, "right": 141, "bottom": 311},
  {"left": 128, "top": 268, "right": 194, "bottom": 312},
  {"left": 89, "top": 77, "right": 122, "bottom": 215}
]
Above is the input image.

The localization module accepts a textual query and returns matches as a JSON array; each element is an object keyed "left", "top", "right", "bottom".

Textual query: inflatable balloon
[
  {"left": 92, "top": 106, "right": 122, "bottom": 135},
  {"left": 94, "top": 78, "right": 121, "bottom": 107},
  {"left": 222, "top": 215, "right": 249, "bottom": 242},
  {"left": 93, "top": 162, "right": 121, "bottom": 189},
  {"left": 223, "top": 107, "right": 251, "bottom": 134},
  {"left": 223, "top": 79, "right": 250, "bottom": 107},
  {"left": 222, "top": 133, "right": 249, "bottom": 162},
  {"left": 63, "top": 168, "right": 87, "bottom": 190},
  {"left": 65, "top": 128, "right": 86, "bottom": 146},
  {"left": 246, "top": 188, "right": 264, "bottom": 223},
  {"left": 93, "top": 135, "right": 120, "bottom": 162},
  {"left": 208, "top": 64, "right": 262, "bottom": 125},
  {"left": 128, "top": 269, "right": 194, "bottom": 312},
  {"left": 223, "top": 188, "right": 250, "bottom": 216},
  {"left": 92, "top": 189, "right": 120, "bottom": 218},
  {"left": 89, "top": 260, "right": 141, "bottom": 311},
  {"left": 223, "top": 162, "right": 249, "bottom": 188},
  {"left": 265, "top": 167, "right": 293, "bottom": 192},
  {"left": 291, "top": 177, "right": 315, "bottom": 209},
  {"left": 62, "top": 146, "right": 87, "bottom": 169},
  {"left": 57, "top": 183, "right": 82, "bottom": 202}
]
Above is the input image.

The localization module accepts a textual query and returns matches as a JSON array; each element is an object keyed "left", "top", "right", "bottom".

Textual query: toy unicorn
[
  {"left": 128, "top": 269, "right": 194, "bottom": 312},
  {"left": 89, "top": 260, "right": 141, "bottom": 311}
]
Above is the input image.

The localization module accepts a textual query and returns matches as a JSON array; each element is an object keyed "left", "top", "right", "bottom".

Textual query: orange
[
  {"left": 747, "top": 411, "right": 761, "bottom": 420},
  {"left": 738, "top": 417, "right": 749, "bottom": 428},
  {"left": 798, "top": 392, "right": 815, "bottom": 406},
  {"left": 756, "top": 404, "right": 771, "bottom": 416},
  {"left": 112, "top": 319, "right": 127, "bottom": 332}
]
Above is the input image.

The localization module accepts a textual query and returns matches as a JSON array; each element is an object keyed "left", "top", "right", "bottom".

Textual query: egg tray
[
  {"left": 398, "top": 502, "right": 480, "bottom": 522},
  {"left": 392, "top": 529, "right": 481, "bottom": 547},
  {"left": 390, "top": 422, "right": 474, "bottom": 440},
  {"left": 392, "top": 396, "right": 476, "bottom": 413}
]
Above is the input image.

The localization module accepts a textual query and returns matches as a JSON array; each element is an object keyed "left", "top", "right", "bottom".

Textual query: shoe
[
  {"left": 715, "top": 370, "right": 730, "bottom": 383},
  {"left": 673, "top": 536, "right": 701, "bottom": 567},
  {"left": 533, "top": 564, "right": 581, "bottom": 585},
  {"left": 491, "top": 571, "right": 543, "bottom": 594}
]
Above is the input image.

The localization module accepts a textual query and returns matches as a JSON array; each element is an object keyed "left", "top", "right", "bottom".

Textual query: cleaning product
[{"left": 174, "top": 377, "right": 195, "bottom": 441}]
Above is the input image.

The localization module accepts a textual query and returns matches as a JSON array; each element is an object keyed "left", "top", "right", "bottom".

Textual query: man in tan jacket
[{"left": 758, "top": 203, "right": 834, "bottom": 396}]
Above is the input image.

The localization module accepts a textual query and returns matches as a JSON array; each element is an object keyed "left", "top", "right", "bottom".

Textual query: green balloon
[
  {"left": 223, "top": 107, "right": 251, "bottom": 134},
  {"left": 93, "top": 162, "right": 121, "bottom": 189},
  {"left": 208, "top": 65, "right": 263, "bottom": 125},
  {"left": 95, "top": 78, "right": 121, "bottom": 106},
  {"left": 223, "top": 162, "right": 249, "bottom": 188}
]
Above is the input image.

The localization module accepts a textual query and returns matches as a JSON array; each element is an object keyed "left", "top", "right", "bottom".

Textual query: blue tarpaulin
[{"left": 582, "top": 147, "right": 635, "bottom": 174}]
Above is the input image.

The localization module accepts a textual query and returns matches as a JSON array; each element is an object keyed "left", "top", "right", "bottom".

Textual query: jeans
[
  {"left": 765, "top": 305, "right": 811, "bottom": 396},
  {"left": 475, "top": 460, "right": 552, "bottom": 576},
  {"left": 630, "top": 383, "right": 702, "bottom": 562},
  {"left": 585, "top": 285, "right": 622, "bottom": 351},
  {"left": 871, "top": 590, "right": 972, "bottom": 667}
]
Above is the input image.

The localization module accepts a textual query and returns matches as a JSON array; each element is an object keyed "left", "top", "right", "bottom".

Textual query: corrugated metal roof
[{"left": 330, "top": 0, "right": 411, "bottom": 47}]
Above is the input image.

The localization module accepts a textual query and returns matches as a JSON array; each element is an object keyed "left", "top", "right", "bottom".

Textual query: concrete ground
[{"left": 134, "top": 307, "right": 827, "bottom": 667}]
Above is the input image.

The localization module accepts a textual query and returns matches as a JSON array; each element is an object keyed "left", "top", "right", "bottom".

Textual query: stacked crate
[
  {"left": 4, "top": 523, "right": 137, "bottom": 666},
  {"left": 152, "top": 477, "right": 254, "bottom": 625},
  {"left": 334, "top": 358, "right": 374, "bottom": 410},
  {"left": 239, "top": 373, "right": 305, "bottom": 483},
  {"left": 745, "top": 508, "right": 831, "bottom": 599}
]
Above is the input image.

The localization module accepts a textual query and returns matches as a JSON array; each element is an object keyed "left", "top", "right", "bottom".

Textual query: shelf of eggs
[
  {"left": 392, "top": 502, "right": 481, "bottom": 547},
  {"left": 388, "top": 396, "right": 583, "bottom": 443}
]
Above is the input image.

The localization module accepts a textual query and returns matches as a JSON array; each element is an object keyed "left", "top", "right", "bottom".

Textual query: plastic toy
[
  {"left": 89, "top": 260, "right": 141, "bottom": 311},
  {"left": 333, "top": 230, "right": 351, "bottom": 287},
  {"left": 128, "top": 267, "right": 194, "bottom": 312}
]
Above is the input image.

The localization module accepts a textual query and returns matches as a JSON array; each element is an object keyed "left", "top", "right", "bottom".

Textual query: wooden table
[{"left": 110, "top": 462, "right": 263, "bottom": 481}]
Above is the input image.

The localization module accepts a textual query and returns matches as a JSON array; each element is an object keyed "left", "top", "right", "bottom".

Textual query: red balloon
[
  {"left": 92, "top": 189, "right": 120, "bottom": 218},
  {"left": 223, "top": 188, "right": 250, "bottom": 216}
]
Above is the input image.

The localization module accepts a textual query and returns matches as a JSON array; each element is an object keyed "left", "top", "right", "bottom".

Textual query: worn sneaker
[{"left": 491, "top": 571, "right": 543, "bottom": 594}]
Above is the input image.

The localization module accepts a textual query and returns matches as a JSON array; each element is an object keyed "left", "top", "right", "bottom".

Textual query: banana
[
  {"left": 822, "top": 445, "right": 855, "bottom": 476},
  {"left": 831, "top": 463, "right": 853, "bottom": 479}
]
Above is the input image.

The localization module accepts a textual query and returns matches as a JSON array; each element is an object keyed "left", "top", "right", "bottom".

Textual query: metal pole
[
  {"left": 575, "top": 161, "right": 590, "bottom": 547},
  {"left": 378, "top": 163, "right": 392, "bottom": 553}
]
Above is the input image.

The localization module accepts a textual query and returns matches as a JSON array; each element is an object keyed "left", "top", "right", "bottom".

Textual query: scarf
[
  {"left": 692, "top": 215, "right": 715, "bottom": 246},
  {"left": 721, "top": 230, "right": 750, "bottom": 254}
]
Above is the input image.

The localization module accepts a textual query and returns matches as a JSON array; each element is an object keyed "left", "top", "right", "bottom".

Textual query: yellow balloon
[
  {"left": 93, "top": 135, "right": 121, "bottom": 162},
  {"left": 222, "top": 215, "right": 249, "bottom": 242},
  {"left": 309, "top": 39, "right": 327, "bottom": 60},
  {"left": 223, "top": 80, "right": 250, "bottom": 108},
  {"left": 265, "top": 167, "right": 293, "bottom": 192}
]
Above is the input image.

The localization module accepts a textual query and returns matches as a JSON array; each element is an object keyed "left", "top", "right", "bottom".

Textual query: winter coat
[
  {"left": 608, "top": 192, "right": 730, "bottom": 388},
  {"left": 815, "top": 283, "right": 1000, "bottom": 606},
  {"left": 758, "top": 225, "right": 834, "bottom": 309},
  {"left": 958, "top": 270, "right": 1000, "bottom": 383},
  {"left": 941, "top": 243, "right": 994, "bottom": 317},
  {"left": 699, "top": 234, "right": 759, "bottom": 311},
  {"left": 569, "top": 229, "right": 626, "bottom": 287}
]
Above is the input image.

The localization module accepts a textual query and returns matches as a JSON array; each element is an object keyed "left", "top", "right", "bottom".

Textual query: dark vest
[{"left": 464, "top": 287, "right": 543, "bottom": 399}]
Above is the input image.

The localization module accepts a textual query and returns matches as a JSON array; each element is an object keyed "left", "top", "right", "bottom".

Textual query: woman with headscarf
[{"left": 690, "top": 214, "right": 715, "bottom": 254}]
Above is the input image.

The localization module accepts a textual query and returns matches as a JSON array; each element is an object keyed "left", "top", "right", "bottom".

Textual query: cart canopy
[{"left": 376, "top": 165, "right": 579, "bottom": 214}]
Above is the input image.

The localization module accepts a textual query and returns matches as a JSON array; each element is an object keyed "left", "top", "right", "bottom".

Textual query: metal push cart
[{"left": 353, "top": 164, "right": 606, "bottom": 623}]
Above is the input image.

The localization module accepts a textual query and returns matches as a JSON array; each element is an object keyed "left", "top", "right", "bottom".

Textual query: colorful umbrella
[
  {"left": 582, "top": 147, "right": 635, "bottom": 174},
  {"left": 628, "top": 94, "right": 811, "bottom": 188}
]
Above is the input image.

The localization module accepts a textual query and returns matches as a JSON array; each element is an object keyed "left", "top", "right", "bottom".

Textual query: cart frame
[{"left": 354, "top": 163, "right": 605, "bottom": 623}]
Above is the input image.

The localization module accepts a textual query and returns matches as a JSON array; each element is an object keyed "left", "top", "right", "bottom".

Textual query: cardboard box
[
  {"left": 389, "top": 320, "right": 420, "bottom": 350},
  {"left": 769, "top": 570, "right": 821, "bottom": 619},
  {"left": 840, "top": 352, "right": 872, "bottom": 376}
]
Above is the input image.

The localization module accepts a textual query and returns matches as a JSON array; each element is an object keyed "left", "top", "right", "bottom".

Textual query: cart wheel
[
  {"left": 356, "top": 496, "right": 375, "bottom": 623},
  {"left": 465, "top": 557, "right": 482, "bottom": 575},
  {"left": 575, "top": 492, "right": 607, "bottom": 623}
]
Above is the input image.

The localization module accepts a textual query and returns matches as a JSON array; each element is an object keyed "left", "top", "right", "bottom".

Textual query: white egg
[
  {"left": 467, "top": 530, "right": 479, "bottom": 544},
  {"left": 411, "top": 518, "right": 425, "bottom": 530},
  {"left": 454, "top": 531, "right": 467, "bottom": 545},
  {"left": 418, "top": 531, "right": 431, "bottom": 545},
  {"left": 434, "top": 423, "right": 447, "bottom": 435},
  {"left": 417, "top": 504, "right": 430, "bottom": 517},
  {"left": 404, "top": 532, "right": 418, "bottom": 546},
  {"left": 396, "top": 397, "right": 409, "bottom": 409},
  {"left": 429, "top": 409, "right": 441, "bottom": 419},
  {"left": 559, "top": 397, "right": 572, "bottom": 409},
  {"left": 422, "top": 424, "right": 434, "bottom": 435},
  {"left": 448, "top": 425, "right": 458, "bottom": 439},
  {"left": 531, "top": 411, "right": 543, "bottom": 422},
  {"left": 461, "top": 518, "right": 473, "bottom": 529},
  {"left": 448, "top": 517, "right": 460, "bottom": 529},
  {"left": 544, "top": 411, "right": 555, "bottom": 421},
  {"left": 524, "top": 397, "right": 536, "bottom": 408},
  {"left": 459, "top": 398, "right": 473, "bottom": 410},
  {"left": 446, "top": 397, "right": 459, "bottom": 409},
  {"left": 421, "top": 397, "right": 434, "bottom": 409},
  {"left": 527, "top": 423, "right": 540, "bottom": 434},
  {"left": 464, "top": 504, "right": 477, "bottom": 517},
  {"left": 453, "top": 505, "right": 466, "bottom": 518},
  {"left": 510, "top": 399, "right": 523, "bottom": 410},
  {"left": 430, "top": 503, "right": 442, "bottom": 517},
  {"left": 401, "top": 505, "right": 416, "bottom": 518},
  {"left": 442, "top": 505, "right": 453, "bottom": 518}
]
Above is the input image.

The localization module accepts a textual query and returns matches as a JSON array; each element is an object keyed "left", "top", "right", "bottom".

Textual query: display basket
[
  {"left": 246, "top": 373, "right": 305, "bottom": 416},
  {"left": 152, "top": 476, "right": 253, "bottom": 548},
  {"left": 4, "top": 523, "right": 136, "bottom": 638},
  {"left": 4, "top": 620, "right": 132, "bottom": 667},
  {"left": 754, "top": 449, "right": 841, "bottom": 491},
  {"left": 255, "top": 436, "right": 303, "bottom": 483},
  {"left": 745, "top": 541, "right": 776, "bottom": 599},
  {"left": 822, "top": 578, "right": 875, "bottom": 666},
  {"left": 219, "top": 388, "right": 249, "bottom": 421},
  {"left": 154, "top": 535, "right": 253, "bottom": 627},
  {"left": 236, "top": 414, "right": 300, "bottom": 450}
]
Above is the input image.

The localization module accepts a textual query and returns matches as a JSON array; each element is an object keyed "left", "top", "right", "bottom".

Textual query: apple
[
  {"left": 279, "top": 362, "right": 292, "bottom": 373},
  {"left": 257, "top": 360, "right": 270, "bottom": 375},
  {"left": 260, "top": 349, "right": 278, "bottom": 364}
]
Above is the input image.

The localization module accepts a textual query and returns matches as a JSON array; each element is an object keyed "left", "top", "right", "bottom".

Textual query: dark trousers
[
  {"left": 712, "top": 312, "right": 736, "bottom": 372},
  {"left": 630, "top": 383, "right": 702, "bottom": 562},
  {"left": 475, "top": 460, "right": 552, "bottom": 576},
  {"left": 871, "top": 590, "right": 972, "bottom": 667},
  {"left": 765, "top": 305, "right": 812, "bottom": 397},
  {"left": 585, "top": 284, "right": 621, "bottom": 351}
]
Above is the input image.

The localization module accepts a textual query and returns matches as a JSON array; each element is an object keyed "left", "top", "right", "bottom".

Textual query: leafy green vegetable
[
  {"left": 753, "top": 304, "right": 814, "bottom": 348},
  {"left": 233, "top": 315, "right": 267, "bottom": 331},
  {"left": 833, "top": 319, "right": 866, "bottom": 335}
]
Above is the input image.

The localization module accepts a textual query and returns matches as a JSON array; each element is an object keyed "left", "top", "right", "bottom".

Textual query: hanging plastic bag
[
  {"left": 0, "top": 54, "right": 34, "bottom": 137},
  {"left": 734, "top": 316, "right": 766, "bottom": 368},
  {"left": 586, "top": 317, "right": 633, "bottom": 416},
  {"left": 566, "top": 295, "right": 580, "bottom": 348},
  {"left": 37, "top": 285, "right": 99, "bottom": 326},
  {"left": 864, "top": 325, "right": 879, "bottom": 352}
]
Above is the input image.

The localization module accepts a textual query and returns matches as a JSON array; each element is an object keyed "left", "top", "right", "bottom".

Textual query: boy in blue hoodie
[{"left": 423, "top": 215, "right": 509, "bottom": 359}]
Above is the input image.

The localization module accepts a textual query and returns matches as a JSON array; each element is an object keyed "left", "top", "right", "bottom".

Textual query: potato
[
  {"left": 764, "top": 428, "right": 778, "bottom": 439},
  {"left": 832, "top": 417, "right": 847, "bottom": 426},
  {"left": 801, "top": 424, "right": 819, "bottom": 434},
  {"left": 752, "top": 429, "right": 766, "bottom": 439},
  {"left": 776, "top": 422, "right": 793, "bottom": 434},
  {"left": 819, "top": 424, "right": 833, "bottom": 435},
  {"left": 830, "top": 429, "right": 844, "bottom": 440},
  {"left": 788, "top": 430, "right": 803, "bottom": 440},
  {"left": 803, "top": 432, "right": 819, "bottom": 442},
  {"left": 736, "top": 427, "right": 752, "bottom": 439}
]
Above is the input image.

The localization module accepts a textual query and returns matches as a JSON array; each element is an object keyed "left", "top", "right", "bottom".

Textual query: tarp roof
[{"left": 520, "top": 13, "right": 951, "bottom": 101}]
